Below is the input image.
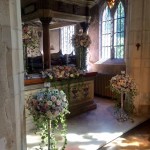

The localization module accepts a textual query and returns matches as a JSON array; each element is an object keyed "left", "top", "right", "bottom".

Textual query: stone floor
[
  {"left": 27, "top": 97, "right": 150, "bottom": 150},
  {"left": 100, "top": 119, "right": 150, "bottom": 150}
]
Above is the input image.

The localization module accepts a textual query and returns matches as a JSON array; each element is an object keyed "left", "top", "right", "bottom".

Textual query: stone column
[
  {"left": 0, "top": 0, "right": 26, "bottom": 150},
  {"left": 126, "top": 0, "right": 150, "bottom": 115},
  {"left": 40, "top": 17, "right": 52, "bottom": 69}
]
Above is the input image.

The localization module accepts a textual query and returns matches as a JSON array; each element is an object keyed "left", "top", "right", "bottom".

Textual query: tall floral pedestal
[
  {"left": 114, "top": 92, "right": 129, "bottom": 122},
  {"left": 76, "top": 46, "right": 87, "bottom": 71},
  {"left": 26, "top": 87, "right": 69, "bottom": 150},
  {"left": 110, "top": 72, "right": 137, "bottom": 122}
]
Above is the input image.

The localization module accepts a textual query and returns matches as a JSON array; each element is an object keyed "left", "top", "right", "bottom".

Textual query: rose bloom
[
  {"left": 59, "top": 74, "right": 63, "bottom": 78},
  {"left": 49, "top": 75, "right": 53, "bottom": 80},
  {"left": 70, "top": 74, "right": 74, "bottom": 78},
  {"left": 51, "top": 96, "right": 56, "bottom": 102},
  {"left": 56, "top": 100, "right": 61, "bottom": 106}
]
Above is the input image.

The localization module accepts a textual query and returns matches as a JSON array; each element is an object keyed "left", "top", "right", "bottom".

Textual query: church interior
[{"left": 0, "top": 0, "right": 150, "bottom": 150}]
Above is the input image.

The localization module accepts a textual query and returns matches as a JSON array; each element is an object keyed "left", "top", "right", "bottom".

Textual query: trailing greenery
[
  {"left": 111, "top": 90, "right": 135, "bottom": 115},
  {"left": 26, "top": 88, "right": 70, "bottom": 150},
  {"left": 76, "top": 46, "right": 87, "bottom": 70},
  {"left": 32, "top": 114, "right": 67, "bottom": 150}
]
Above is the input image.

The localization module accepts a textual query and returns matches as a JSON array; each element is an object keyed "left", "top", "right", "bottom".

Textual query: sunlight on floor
[
  {"left": 26, "top": 98, "right": 150, "bottom": 150},
  {"left": 67, "top": 133, "right": 91, "bottom": 142},
  {"left": 103, "top": 135, "right": 150, "bottom": 149},
  {"left": 79, "top": 144, "right": 100, "bottom": 150},
  {"left": 27, "top": 131, "right": 124, "bottom": 150},
  {"left": 87, "top": 132, "right": 123, "bottom": 143}
]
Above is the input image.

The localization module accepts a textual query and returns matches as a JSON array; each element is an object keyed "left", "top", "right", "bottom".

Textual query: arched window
[
  {"left": 101, "top": 5, "right": 111, "bottom": 59},
  {"left": 100, "top": 1, "right": 125, "bottom": 60}
]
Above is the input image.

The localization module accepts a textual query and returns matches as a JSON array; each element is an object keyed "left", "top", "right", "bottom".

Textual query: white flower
[
  {"left": 70, "top": 74, "right": 74, "bottom": 78},
  {"left": 47, "top": 101, "right": 52, "bottom": 106},
  {"left": 56, "top": 100, "right": 61, "bottom": 106}
]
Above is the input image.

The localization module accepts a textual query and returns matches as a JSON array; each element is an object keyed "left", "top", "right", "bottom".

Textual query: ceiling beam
[{"left": 22, "top": 9, "right": 91, "bottom": 23}]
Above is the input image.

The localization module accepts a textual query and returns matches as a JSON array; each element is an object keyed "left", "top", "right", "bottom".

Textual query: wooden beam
[
  {"left": 49, "top": 22, "right": 76, "bottom": 30},
  {"left": 22, "top": 9, "right": 91, "bottom": 23}
]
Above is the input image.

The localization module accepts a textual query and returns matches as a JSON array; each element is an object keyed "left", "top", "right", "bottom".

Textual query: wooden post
[
  {"left": 80, "top": 22, "right": 89, "bottom": 33},
  {"left": 40, "top": 17, "right": 52, "bottom": 69}
]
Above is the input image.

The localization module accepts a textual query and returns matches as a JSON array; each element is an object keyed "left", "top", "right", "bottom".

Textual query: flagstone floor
[{"left": 27, "top": 97, "right": 149, "bottom": 150}]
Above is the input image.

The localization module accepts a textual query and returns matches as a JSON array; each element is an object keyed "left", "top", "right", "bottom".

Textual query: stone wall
[
  {"left": 0, "top": 0, "right": 26, "bottom": 150},
  {"left": 88, "top": 0, "right": 150, "bottom": 116},
  {"left": 126, "top": 0, "right": 150, "bottom": 115}
]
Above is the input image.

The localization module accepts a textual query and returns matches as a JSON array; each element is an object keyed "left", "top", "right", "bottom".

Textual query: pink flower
[
  {"left": 56, "top": 100, "right": 61, "bottom": 106},
  {"left": 51, "top": 96, "right": 56, "bottom": 102}
]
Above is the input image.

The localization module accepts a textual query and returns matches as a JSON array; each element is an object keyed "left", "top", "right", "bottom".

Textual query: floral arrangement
[
  {"left": 110, "top": 73, "right": 137, "bottom": 95},
  {"left": 71, "top": 30, "right": 91, "bottom": 70},
  {"left": 22, "top": 24, "right": 41, "bottom": 57},
  {"left": 110, "top": 72, "right": 138, "bottom": 116},
  {"left": 72, "top": 30, "right": 91, "bottom": 48},
  {"left": 27, "top": 88, "right": 69, "bottom": 120},
  {"left": 26, "top": 88, "right": 69, "bottom": 149},
  {"left": 41, "top": 65, "right": 81, "bottom": 81}
]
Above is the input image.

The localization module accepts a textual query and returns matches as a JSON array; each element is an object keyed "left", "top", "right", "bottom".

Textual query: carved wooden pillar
[{"left": 40, "top": 17, "right": 52, "bottom": 69}]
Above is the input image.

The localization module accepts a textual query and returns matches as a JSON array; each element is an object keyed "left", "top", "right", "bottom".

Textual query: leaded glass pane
[
  {"left": 114, "top": 2, "right": 125, "bottom": 59},
  {"left": 101, "top": 6, "right": 111, "bottom": 59},
  {"left": 114, "top": 46, "right": 123, "bottom": 58},
  {"left": 61, "top": 25, "right": 75, "bottom": 55}
]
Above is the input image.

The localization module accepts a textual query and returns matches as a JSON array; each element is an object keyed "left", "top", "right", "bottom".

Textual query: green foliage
[
  {"left": 76, "top": 46, "right": 87, "bottom": 70},
  {"left": 32, "top": 113, "right": 68, "bottom": 150},
  {"left": 26, "top": 88, "right": 70, "bottom": 150},
  {"left": 111, "top": 89, "right": 136, "bottom": 115}
]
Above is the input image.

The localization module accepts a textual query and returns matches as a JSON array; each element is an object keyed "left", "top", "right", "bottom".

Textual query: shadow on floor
[
  {"left": 27, "top": 97, "right": 150, "bottom": 150},
  {"left": 100, "top": 119, "right": 150, "bottom": 150}
]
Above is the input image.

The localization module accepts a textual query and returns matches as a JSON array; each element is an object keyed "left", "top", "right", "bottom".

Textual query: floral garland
[
  {"left": 41, "top": 65, "right": 81, "bottom": 81},
  {"left": 71, "top": 30, "right": 91, "bottom": 48},
  {"left": 26, "top": 88, "right": 70, "bottom": 149},
  {"left": 22, "top": 24, "right": 41, "bottom": 57}
]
